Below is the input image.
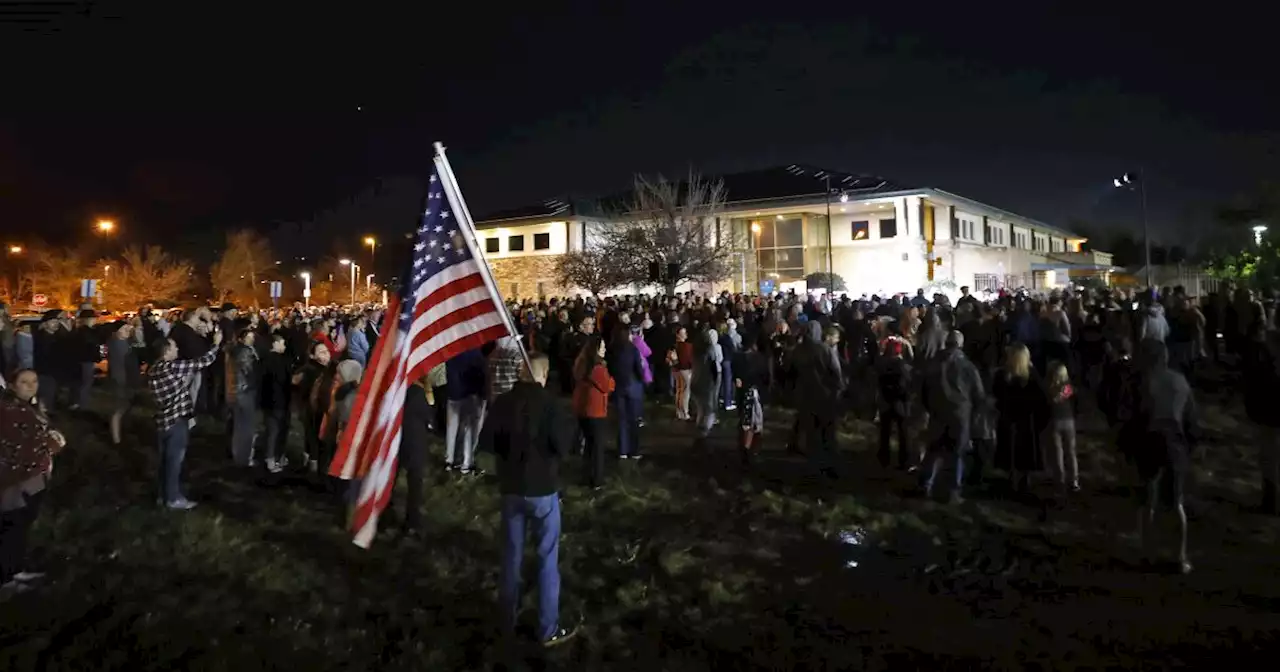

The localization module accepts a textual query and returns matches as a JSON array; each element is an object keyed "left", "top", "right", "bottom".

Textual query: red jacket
[{"left": 572, "top": 363, "right": 615, "bottom": 418}]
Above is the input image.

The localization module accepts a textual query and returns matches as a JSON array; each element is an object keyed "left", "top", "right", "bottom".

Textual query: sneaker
[
  {"left": 276, "top": 455, "right": 290, "bottom": 470},
  {"left": 460, "top": 467, "right": 484, "bottom": 477},
  {"left": 267, "top": 459, "right": 284, "bottom": 474},
  {"left": 542, "top": 625, "right": 579, "bottom": 648},
  {"left": 638, "top": 418, "right": 646, "bottom": 428},
  {"left": 165, "top": 498, "right": 198, "bottom": 511},
  {"left": 629, "top": 454, "right": 644, "bottom": 461},
  {"left": 725, "top": 404, "right": 737, "bottom": 411},
  {"left": 619, "top": 455, "right": 630, "bottom": 460},
  {"left": 1070, "top": 481, "right": 1081, "bottom": 493},
  {"left": 12, "top": 571, "right": 45, "bottom": 583},
  {"left": 445, "top": 463, "right": 455, "bottom": 472}
]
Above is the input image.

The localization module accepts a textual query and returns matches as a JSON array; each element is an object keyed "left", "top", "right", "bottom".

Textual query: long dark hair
[{"left": 575, "top": 335, "right": 604, "bottom": 381}]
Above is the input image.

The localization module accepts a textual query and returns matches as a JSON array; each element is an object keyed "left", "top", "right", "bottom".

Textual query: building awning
[{"left": 1030, "top": 263, "right": 1116, "bottom": 272}]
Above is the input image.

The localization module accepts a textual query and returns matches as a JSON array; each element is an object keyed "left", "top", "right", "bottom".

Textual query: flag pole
[{"left": 433, "top": 141, "right": 533, "bottom": 371}]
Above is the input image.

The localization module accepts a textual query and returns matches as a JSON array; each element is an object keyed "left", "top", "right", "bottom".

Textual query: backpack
[{"left": 880, "top": 358, "right": 909, "bottom": 401}]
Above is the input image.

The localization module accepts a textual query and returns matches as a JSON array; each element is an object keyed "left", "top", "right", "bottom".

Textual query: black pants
[
  {"left": 806, "top": 411, "right": 839, "bottom": 475},
  {"left": 0, "top": 490, "right": 44, "bottom": 583},
  {"left": 878, "top": 409, "right": 910, "bottom": 468},
  {"left": 579, "top": 417, "right": 606, "bottom": 487},
  {"left": 396, "top": 463, "right": 426, "bottom": 530},
  {"left": 263, "top": 409, "right": 290, "bottom": 462}
]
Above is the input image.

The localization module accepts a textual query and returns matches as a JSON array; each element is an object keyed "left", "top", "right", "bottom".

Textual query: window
[
  {"left": 775, "top": 218, "right": 803, "bottom": 246},
  {"left": 851, "top": 220, "right": 870, "bottom": 240},
  {"left": 878, "top": 218, "right": 897, "bottom": 238},
  {"left": 533, "top": 232, "right": 551, "bottom": 250},
  {"left": 974, "top": 273, "right": 1001, "bottom": 291},
  {"left": 508, "top": 235, "right": 525, "bottom": 252},
  {"left": 485, "top": 237, "right": 500, "bottom": 254}
]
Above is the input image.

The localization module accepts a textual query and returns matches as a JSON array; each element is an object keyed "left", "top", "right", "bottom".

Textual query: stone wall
[{"left": 488, "top": 255, "right": 567, "bottom": 300}]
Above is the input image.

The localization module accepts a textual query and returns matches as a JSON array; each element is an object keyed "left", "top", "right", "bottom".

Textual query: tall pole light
[
  {"left": 824, "top": 175, "right": 834, "bottom": 296},
  {"left": 751, "top": 223, "right": 762, "bottom": 293},
  {"left": 364, "top": 236, "right": 376, "bottom": 269},
  {"left": 300, "top": 272, "right": 311, "bottom": 308},
  {"left": 1113, "top": 171, "right": 1151, "bottom": 288},
  {"left": 340, "top": 259, "right": 359, "bottom": 306}
]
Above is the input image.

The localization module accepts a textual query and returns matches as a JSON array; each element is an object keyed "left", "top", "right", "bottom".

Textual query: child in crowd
[{"left": 1045, "top": 361, "right": 1080, "bottom": 492}]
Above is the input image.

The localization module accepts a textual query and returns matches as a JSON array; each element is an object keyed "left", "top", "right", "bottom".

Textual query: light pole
[
  {"left": 6, "top": 245, "right": 22, "bottom": 301},
  {"left": 1252, "top": 224, "right": 1268, "bottom": 246},
  {"left": 300, "top": 272, "right": 311, "bottom": 308},
  {"left": 750, "top": 222, "right": 762, "bottom": 293},
  {"left": 340, "top": 259, "right": 359, "bottom": 306},
  {"left": 821, "top": 175, "right": 846, "bottom": 297},
  {"left": 1113, "top": 171, "right": 1151, "bottom": 288},
  {"left": 364, "top": 236, "right": 376, "bottom": 270},
  {"left": 366, "top": 273, "right": 375, "bottom": 298}
]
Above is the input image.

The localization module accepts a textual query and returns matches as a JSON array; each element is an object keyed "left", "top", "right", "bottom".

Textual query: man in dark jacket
[
  {"left": 259, "top": 333, "right": 293, "bottom": 473},
  {"left": 556, "top": 316, "right": 592, "bottom": 395},
  {"left": 478, "top": 353, "right": 576, "bottom": 647},
  {"left": 876, "top": 338, "right": 914, "bottom": 469},
  {"left": 226, "top": 327, "right": 259, "bottom": 467},
  {"left": 70, "top": 310, "right": 103, "bottom": 410},
  {"left": 394, "top": 376, "right": 434, "bottom": 537},
  {"left": 919, "top": 330, "right": 985, "bottom": 503},
  {"left": 790, "top": 322, "right": 845, "bottom": 477},
  {"left": 606, "top": 328, "right": 646, "bottom": 459}
]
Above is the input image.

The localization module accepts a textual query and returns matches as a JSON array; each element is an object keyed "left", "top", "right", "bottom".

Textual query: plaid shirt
[
  {"left": 487, "top": 344, "right": 521, "bottom": 400},
  {"left": 148, "top": 345, "right": 217, "bottom": 432}
]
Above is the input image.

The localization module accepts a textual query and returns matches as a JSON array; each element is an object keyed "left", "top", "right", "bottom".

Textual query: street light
[
  {"left": 750, "top": 223, "right": 762, "bottom": 293},
  {"left": 1253, "top": 224, "right": 1268, "bottom": 246},
  {"left": 7, "top": 245, "right": 20, "bottom": 254},
  {"left": 300, "top": 271, "right": 312, "bottom": 308},
  {"left": 96, "top": 219, "right": 115, "bottom": 233},
  {"left": 1112, "top": 171, "right": 1151, "bottom": 288},
  {"left": 339, "top": 259, "right": 359, "bottom": 306},
  {"left": 364, "top": 236, "right": 377, "bottom": 269}
]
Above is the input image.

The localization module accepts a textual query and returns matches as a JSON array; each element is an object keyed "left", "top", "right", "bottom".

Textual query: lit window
[{"left": 851, "top": 221, "right": 870, "bottom": 240}]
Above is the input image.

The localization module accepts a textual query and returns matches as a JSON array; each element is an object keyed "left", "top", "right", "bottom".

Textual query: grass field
[{"left": 2, "top": 376, "right": 1279, "bottom": 671}]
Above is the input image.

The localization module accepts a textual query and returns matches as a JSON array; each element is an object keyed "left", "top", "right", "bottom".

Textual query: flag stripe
[{"left": 330, "top": 156, "right": 514, "bottom": 548}]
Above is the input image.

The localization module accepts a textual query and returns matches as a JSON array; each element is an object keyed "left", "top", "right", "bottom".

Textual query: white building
[{"left": 473, "top": 165, "right": 1110, "bottom": 299}]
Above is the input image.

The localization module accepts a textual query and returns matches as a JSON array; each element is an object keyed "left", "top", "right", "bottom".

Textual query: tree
[
  {"left": 24, "top": 245, "right": 87, "bottom": 309},
  {"left": 99, "top": 245, "right": 192, "bottom": 311},
  {"left": 599, "top": 171, "right": 739, "bottom": 294},
  {"left": 554, "top": 249, "right": 622, "bottom": 296},
  {"left": 210, "top": 230, "right": 274, "bottom": 307},
  {"left": 804, "top": 272, "right": 847, "bottom": 292}
]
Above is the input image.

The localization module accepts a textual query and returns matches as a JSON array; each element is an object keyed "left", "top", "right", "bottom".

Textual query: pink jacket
[{"left": 633, "top": 332, "right": 653, "bottom": 384}]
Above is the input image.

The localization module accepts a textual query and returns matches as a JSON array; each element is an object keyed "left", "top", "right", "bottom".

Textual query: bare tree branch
[{"left": 598, "top": 169, "right": 740, "bottom": 293}]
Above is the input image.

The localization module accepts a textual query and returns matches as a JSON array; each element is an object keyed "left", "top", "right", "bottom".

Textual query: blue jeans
[
  {"left": 615, "top": 393, "right": 642, "bottom": 457},
  {"left": 720, "top": 360, "right": 735, "bottom": 409},
  {"left": 499, "top": 494, "right": 561, "bottom": 641},
  {"left": 157, "top": 421, "right": 191, "bottom": 502},
  {"left": 230, "top": 393, "right": 257, "bottom": 466},
  {"left": 922, "top": 422, "right": 969, "bottom": 496},
  {"left": 77, "top": 362, "right": 96, "bottom": 408}
]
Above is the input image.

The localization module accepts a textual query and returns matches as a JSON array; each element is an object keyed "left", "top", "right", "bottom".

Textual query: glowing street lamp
[
  {"left": 300, "top": 271, "right": 312, "bottom": 308},
  {"left": 1112, "top": 171, "right": 1151, "bottom": 288},
  {"left": 364, "top": 236, "right": 377, "bottom": 270},
  {"left": 7, "top": 245, "right": 21, "bottom": 254},
  {"left": 339, "top": 259, "right": 359, "bottom": 305},
  {"left": 1253, "top": 224, "right": 1268, "bottom": 246},
  {"left": 96, "top": 219, "right": 115, "bottom": 233}
]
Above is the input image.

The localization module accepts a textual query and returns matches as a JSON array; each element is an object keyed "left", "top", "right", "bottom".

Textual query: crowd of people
[{"left": 0, "top": 281, "right": 1277, "bottom": 641}]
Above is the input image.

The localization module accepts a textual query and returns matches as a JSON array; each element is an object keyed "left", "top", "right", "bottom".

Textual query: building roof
[
  {"left": 718, "top": 164, "right": 906, "bottom": 205},
  {"left": 475, "top": 164, "right": 906, "bottom": 224}
]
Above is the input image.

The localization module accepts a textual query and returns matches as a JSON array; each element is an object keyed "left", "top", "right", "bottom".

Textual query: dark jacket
[
  {"left": 71, "top": 325, "right": 102, "bottom": 364},
  {"left": 480, "top": 381, "right": 568, "bottom": 497},
  {"left": 921, "top": 347, "right": 985, "bottom": 442},
  {"left": 445, "top": 349, "right": 487, "bottom": 400},
  {"left": 226, "top": 343, "right": 259, "bottom": 401},
  {"left": 259, "top": 351, "right": 293, "bottom": 413},
  {"left": 606, "top": 335, "right": 646, "bottom": 399},
  {"left": 876, "top": 355, "right": 913, "bottom": 416},
  {"left": 400, "top": 384, "right": 433, "bottom": 471}
]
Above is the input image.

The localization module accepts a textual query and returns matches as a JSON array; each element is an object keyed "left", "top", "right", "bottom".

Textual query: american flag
[{"left": 330, "top": 158, "right": 512, "bottom": 548}]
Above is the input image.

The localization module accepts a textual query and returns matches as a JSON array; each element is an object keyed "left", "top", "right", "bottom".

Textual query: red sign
[{"left": 31, "top": 294, "right": 48, "bottom": 308}]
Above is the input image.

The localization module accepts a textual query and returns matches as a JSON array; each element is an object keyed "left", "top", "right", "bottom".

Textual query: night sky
[{"left": 3, "top": 3, "right": 1278, "bottom": 263}]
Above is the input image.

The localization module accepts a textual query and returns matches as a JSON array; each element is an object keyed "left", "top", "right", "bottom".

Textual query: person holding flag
[{"left": 329, "top": 142, "right": 523, "bottom": 549}]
